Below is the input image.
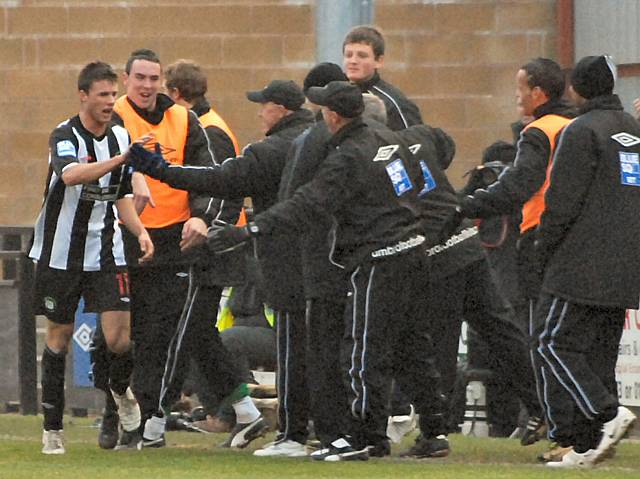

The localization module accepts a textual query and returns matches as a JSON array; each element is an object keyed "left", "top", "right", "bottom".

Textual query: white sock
[
  {"left": 232, "top": 396, "right": 260, "bottom": 424},
  {"left": 143, "top": 415, "right": 166, "bottom": 440}
]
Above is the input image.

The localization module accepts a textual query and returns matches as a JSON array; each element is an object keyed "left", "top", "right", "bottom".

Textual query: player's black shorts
[{"left": 34, "top": 264, "right": 131, "bottom": 324}]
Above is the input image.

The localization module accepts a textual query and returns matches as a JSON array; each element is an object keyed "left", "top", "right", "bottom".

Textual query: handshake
[{"left": 127, "top": 142, "right": 170, "bottom": 180}]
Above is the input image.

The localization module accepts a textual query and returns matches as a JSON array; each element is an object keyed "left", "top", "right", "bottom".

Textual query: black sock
[
  {"left": 41, "top": 346, "right": 66, "bottom": 431},
  {"left": 108, "top": 343, "right": 134, "bottom": 396}
]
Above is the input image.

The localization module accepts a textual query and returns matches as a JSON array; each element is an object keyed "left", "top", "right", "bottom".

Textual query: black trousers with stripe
[
  {"left": 532, "top": 293, "right": 623, "bottom": 449},
  {"left": 345, "top": 249, "right": 445, "bottom": 447},
  {"left": 306, "top": 295, "right": 350, "bottom": 446},
  {"left": 428, "top": 258, "right": 541, "bottom": 419},
  {"left": 130, "top": 265, "right": 241, "bottom": 428},
  {"left": 275, "top": 308, "right": 309, "bottom": 444}
]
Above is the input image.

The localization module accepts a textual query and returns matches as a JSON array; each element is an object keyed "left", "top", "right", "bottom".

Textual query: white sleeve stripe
[{"left": 372, "top": 85, "right": 409, "bottom": 128}]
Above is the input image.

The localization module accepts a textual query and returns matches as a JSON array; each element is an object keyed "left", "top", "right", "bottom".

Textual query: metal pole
[{"left": 315, "top": 0, "right": 375, "bottom": 64}]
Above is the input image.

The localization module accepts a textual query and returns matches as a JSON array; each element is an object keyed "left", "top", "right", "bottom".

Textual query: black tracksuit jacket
[
  {"left": 537, "top": 94, "right": 640, "bottom": 309},
  {"left": 254, "top": 118, "right": 425, "bottom": 272},
  {"left": 156, "top": 108, "right": 315, "bottom": 311},
  {"left": 357, "top": 71, "right": 423, "bottom": 131}
]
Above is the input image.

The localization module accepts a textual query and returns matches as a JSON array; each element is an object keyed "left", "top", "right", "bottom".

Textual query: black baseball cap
[
  {"left": 306, "top": 81, "right": 364, "bottom": 118},
  {"left": 571, "top": 55, "right": 616, "bottom": 100},
  {"left": 246, "top": 80, "right": 305, "bottom": 111}
]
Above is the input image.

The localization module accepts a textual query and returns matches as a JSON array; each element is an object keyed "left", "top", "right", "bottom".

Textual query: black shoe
[
  {"left": 310, "top": 437, "right": 369, "bottom": 462},
  {"left": 225, "top": 416, "right": 269, "bottom": 449},
  {"left": 115, "top": 429, "right": 143, "bottom": 450},
  {"left": 367, "top": 439, "right": 391, "bottom": 457},
  {"left": 401, "top": 434, "right": 450, "bottom": 458},
  {"left": 521, "top": 416, "right": 547, "bottom": 446},
  {"left": 98, "top": 412, "right": 119, "bottom": 450}
]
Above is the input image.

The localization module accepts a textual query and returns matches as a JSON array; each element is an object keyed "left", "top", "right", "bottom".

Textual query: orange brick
[
  {"left": 97, "top": 37, "right": 163, "bottom": 69},
  {"left": 434, "top": 3, "right": 496, "bottom": 33},
  {"left": 384, "top": 66, "right": 436, "bottom": 97},
  {"left": 2, "top": 100, "right": 76, "bottom": 132},
  {"left": 6, "top": 71, "right": 75, "bottom": 101},
  {"left": 417, "top": 97, "right": 466, "bottom": 130},
  {"left": 0, "top": 39, "right": 23, "bottom": 66},
  {"left": 67, "top": 7, "right": 129, "bottom": 35},
  {"left": 496, "top": 1, "right": 556, "bottom": 32},
  {"left": 376, "top": 3, "right": 435, "bottom": 33},
  {"left": 283, "top": 34, "right": 315, "bottom": 65},
  {"left": 159, "top": 37, "right": 223, "bottom": 67},
  {"left": 252, "top": 67, "right": 307, "bottom": 88},
  {"left": 465, "top": 96, "right": 520, "bottom": 129},
  {"left": 433, "top": 66, "right": 495, "bottom": 96},
  {"left": 8, "top": 7, "right": 68, "bottom": 35},
  {"left": 39, "top": 38, "right": 103, "bottom": 67},
  {"left": 251, "top": 4, "right": 313, "bottom": 35},
  {"left": 408, "top": 33, "right": 470, "bottom": 65},
  {"left": 129, "top": 5, "right": 253, "bottom": 36},
  {"left": 467, "top": 34, "right": 530, "bottom": 65},
  {"left": 206, "top": 67, "right": 255, "bottom": 97},
  {"left": 222, "top": 36, "right": 283, "bottom": 66},
  {"left": 383, "top": 34, "right": 407, "bottom": 65},
  {"left": 10, "top": 131, "right": 50, "bottom": 161}
]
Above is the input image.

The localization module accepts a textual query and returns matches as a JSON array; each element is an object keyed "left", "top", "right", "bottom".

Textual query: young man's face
[
  {"left": 123, "top": 59, "right": 162, "bottom": 111},
  {"left": 343, "top": 42, "right": 383, "bottom": 84},
  {"left": 258, "top": 101, "right": 287, "bottom": 134},
  {"left": 80, "top": 79, "right": 118, "bottom": 128}
]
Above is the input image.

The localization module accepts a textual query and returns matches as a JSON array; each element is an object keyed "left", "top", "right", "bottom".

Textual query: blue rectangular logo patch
[
  {"left": 619, "top": 152, "right": 640, "bottom": 186},
  {"left": 385, "top": 158, "right": 413, "bottom": 196},
  {"left": 419, "top": 160, "right": 437, "bottom": 196},
  {"left": 56, "top": 140, "right": 76, "bottom": 158}
]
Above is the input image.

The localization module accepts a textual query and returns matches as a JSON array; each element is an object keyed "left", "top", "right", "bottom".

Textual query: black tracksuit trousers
[
  {"left": 345, "top": 249, "right": 446, "bottom": 448},
  {"left": 130, "top": 265, "right": 241, "bottom": 428},
  {"left": 532, "top": 293, "right": 622, "bottom": 450},
  {"left": 427, "top": 258, "right": 541, "bottom": 418}
]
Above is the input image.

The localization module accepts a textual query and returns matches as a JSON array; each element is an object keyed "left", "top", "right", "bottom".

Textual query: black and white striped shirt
[{"left": 29, "top": 115, "right": 132, "bottom": 271}]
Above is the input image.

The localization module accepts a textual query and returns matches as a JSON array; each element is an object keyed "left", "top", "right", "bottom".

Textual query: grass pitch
[{"left": 0, "top": 414, "right": 638, "bottom": 478}]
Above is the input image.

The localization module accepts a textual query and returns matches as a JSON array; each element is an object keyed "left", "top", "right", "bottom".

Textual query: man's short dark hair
[
  {"left": 164, "top": 60, "right": 207, "bottom": 102},
  {"left": 125, "top": 48, "right": 161, "bottom": 74},
  {"left": 77, "top": 61, "right": 118, "bottom": 92},
  {"left": 343, "top": 25, "right": 385, "bottom": 59},
  {"left": 520, "top": 58, "right": 565, "bottom": 102}
]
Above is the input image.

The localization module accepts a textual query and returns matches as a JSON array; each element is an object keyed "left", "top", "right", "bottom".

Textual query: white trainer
[
  {"left": 546, "top": 449, "right": 597, "bottom": 469},
  {"left": 111, "top": 387, "right": 141, "bottom": 432},
  {"left": 253, "top": 439, "right": 308, "bottom": 457},
  {"left": 42, "top": 430, "right": 65, "bottom": 455},
  {"left": 595, "top": 406, "right": 637, "bottom": 461}
]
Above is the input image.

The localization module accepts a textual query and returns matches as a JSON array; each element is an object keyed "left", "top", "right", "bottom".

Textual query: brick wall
[
  {"left": 0, "top": 0, "right": 556, "bottom": 226},
  {"left": 0, "top": 0, "right": 316, "bottom": 226},
  {"left": 377, "top": 0, "right": 557, "bottom": 184}
]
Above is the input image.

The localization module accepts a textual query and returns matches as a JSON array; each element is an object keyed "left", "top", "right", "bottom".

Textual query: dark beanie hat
[
  {"left": 303, "top": 63, "right": 348, "bottom": 93},
  {"left": 571, "top": 55, "right": 616, "bottom": 99}
]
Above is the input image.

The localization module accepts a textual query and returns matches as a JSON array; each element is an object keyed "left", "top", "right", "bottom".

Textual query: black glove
[
  {"left": 207, "top": 221, "right": 258, "bottom": 253},
  {"left": 438, "top": 207, "right": 464, "bottom": 243},
  {"left": 128, "top": 142, "right": 169, "bottom": 180}
]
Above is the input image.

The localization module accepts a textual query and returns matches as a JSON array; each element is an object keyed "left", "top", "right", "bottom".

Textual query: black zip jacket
[
  {"left": 461, "top": 100, "right": 575, "bottom": 219},
  {"left": 254, "top": 118, "right": 425, "bottom": 271},
  {"left": 358, "top": 71, "right": 423, "bottom": 131},
  {"left": 277, "top": 120, "right": 344, "bottom": 299},
  {"left": 537, "top": 94, "right": 640, "bottom": 309},
  {"left": 396, "top": 124, "right": 485, "bottom": 279},
  {"left": 155, "top": 108, "right": 315, "bottom": 310}
]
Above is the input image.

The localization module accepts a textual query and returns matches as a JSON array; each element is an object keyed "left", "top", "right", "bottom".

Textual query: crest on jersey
[
  {"left": 611, "top": 132, "right": 640, "bottom": 147},
  {"left": 373, "top": 144, "right": 400, "bottom": 162}
]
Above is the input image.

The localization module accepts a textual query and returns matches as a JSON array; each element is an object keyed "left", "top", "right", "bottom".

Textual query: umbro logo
[
  {"left": 611, "top": 132, "right": 640, "bottom": 147},
  {"left": 409, "top": 144, "right": 421, "bottom": 155},
  {"left": 373, "top": 144, "right": 399, "bottom": 161}
]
